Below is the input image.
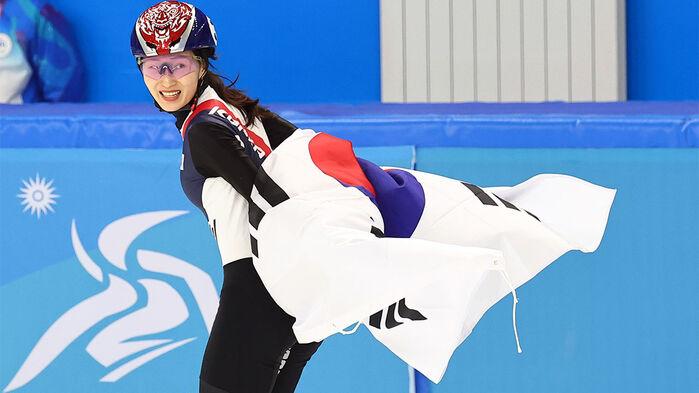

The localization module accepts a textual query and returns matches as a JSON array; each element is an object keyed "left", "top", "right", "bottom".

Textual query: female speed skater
[
  {"left": 132, "top": 1, "right": 616, "bottom": 390},
  {"left": 131, "top": 2, "right": 321, "bottom": 393}
]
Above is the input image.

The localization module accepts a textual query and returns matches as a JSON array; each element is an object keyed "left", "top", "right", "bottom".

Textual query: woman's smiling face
[{"left": 141, "top": 51, "right": 204, "bottom": 112}]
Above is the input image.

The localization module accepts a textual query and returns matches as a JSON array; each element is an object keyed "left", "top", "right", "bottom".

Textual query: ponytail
[{"left": 200, "top": 67, "right": 271, "bottom": 127}]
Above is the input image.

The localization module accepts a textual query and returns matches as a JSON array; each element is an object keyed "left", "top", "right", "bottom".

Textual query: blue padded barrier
[{"left": 1, "top": 102, "right": 698, "bottom": 148}]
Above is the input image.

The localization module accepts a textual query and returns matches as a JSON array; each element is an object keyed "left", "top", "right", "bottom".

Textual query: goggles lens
[{"left": 140, "top": 55, "right": 200, "bottom": 80}]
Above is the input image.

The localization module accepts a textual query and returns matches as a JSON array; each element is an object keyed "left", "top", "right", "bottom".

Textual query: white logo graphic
[
  {"left": 3, "top": 211, "right": 219, "bottom": 392},
  {"left": 0, "top": 33, "right": 12, "bottom": 58},
  {"left": 17, "top": 174, "right": 59, "bottom": 219}
]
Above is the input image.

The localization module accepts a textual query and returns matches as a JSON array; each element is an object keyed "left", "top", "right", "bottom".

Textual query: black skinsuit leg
[
  {"left": 271, "top": 341, "right": 323, "bottom": 393},
  {"left": 199, "top": 259, "right": 321, "bottom": 393}
]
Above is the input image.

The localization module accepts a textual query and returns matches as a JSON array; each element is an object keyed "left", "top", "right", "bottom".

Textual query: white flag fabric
[
  {"left": 248, "top": 130, "right": 616, "bottom": 383},
  {"left": 364, "top": 171, "right": 616, "bottom": 382},
  {"left": 251, "top": 187, "right": 507, "bottom": 344}
]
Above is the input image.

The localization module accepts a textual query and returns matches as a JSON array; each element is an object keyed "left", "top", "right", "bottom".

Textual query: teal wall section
[
  {"left": 417, "top": 148, "right": 698, "bottom": 392},
  {"left": 2, "top": 147, "right": 697, "bottom": 392}
]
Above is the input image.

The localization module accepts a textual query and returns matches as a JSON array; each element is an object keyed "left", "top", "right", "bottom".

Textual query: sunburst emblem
[{"left": 17, "top": 174, "right": 60, "bottom": 218}]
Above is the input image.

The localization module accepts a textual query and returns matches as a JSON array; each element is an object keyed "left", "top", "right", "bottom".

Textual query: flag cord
[{"left": 498, "top": 268, "right": 523, "bottom": 353}]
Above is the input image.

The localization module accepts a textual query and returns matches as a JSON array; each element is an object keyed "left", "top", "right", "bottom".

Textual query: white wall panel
[
  {"left": 428, "top": 0, "right": 452, "bottom": 102},
  {"left": 452, "top": 0, "right": 476, "bottom": 101},
  {"left": 546, "top": 0, "right": 570, "bottom": 101},
  {"left": 594, "top": 0, "right": 626, "bottom": 101},
  {"left": 380, "top": 0, "right": 625, "bottom": 103},
  {"left": 499, "top": 0, "right": 523, "bottom": 102},
  {"left": 474, "top": 0, "right": 499, "bottom": 101},
  {"left": 522, "top": 0, "right": 547, "bottom": 101},
  {"left": 570, "top": 0, "right": 594, "bottom": 101},
  {"left": 380, "top": 0, "right": 406, "bottom": 102},
  {"left": 405, "top": 0, "right": 429, "bottom": 102}
]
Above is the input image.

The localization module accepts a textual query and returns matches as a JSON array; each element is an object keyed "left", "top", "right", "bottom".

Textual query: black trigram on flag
[
  {"left": 461, "top": 182, "right": 540, "bottom": 221},
  {"left": 369, "top": 298, "right": 427, "bottom": 329}
]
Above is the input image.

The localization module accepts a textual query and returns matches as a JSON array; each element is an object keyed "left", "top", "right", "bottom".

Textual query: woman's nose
[{"left": 159, "top": 75, "right": 176, "bottom": 85}]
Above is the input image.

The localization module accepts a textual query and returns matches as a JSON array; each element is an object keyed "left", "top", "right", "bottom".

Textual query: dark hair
[
  {"left": 195, "top": 50, "right": 270, "bottom": 127},
  {"left": 201, "top": 71, "right": 271, "bottom": 127}
]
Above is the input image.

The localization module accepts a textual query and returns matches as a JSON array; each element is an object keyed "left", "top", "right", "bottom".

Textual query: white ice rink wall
[{"left": 380, "top": 0, "right": 627, "bottom": 102}]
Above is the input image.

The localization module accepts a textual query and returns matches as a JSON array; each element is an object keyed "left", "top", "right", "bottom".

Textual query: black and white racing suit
[{"left": 172, "top": 85, "right": 321, "bottom": 393}]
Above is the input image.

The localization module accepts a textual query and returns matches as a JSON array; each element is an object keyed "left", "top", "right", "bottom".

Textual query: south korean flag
[{"left": 364, "top": 173, "right": 616, "bottom": 383}]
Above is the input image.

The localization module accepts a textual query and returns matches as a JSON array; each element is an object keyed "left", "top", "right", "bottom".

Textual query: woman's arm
[
  {"left": 262, "top": 112, "right": 298, "bottom": 149},
  {"left": 187, "top": 122, "right": 259, "bottom": 201}
]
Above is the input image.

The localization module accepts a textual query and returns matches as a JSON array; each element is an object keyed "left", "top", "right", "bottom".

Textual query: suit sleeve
[{"left": 187, "top": 122, "right": 258, "bottom": 201}]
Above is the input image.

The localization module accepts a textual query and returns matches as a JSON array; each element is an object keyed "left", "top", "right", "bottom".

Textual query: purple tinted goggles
[{"left": 139, "top": 55, "right": 201, "bottom": 80}]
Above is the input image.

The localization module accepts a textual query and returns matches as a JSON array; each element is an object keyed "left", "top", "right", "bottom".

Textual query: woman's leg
[
  {"left": 271, "top": 341, "right": 323, "bottom": 393},
  {"left": 199, "top": 258, "right": 297, "bottom": 393}
]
